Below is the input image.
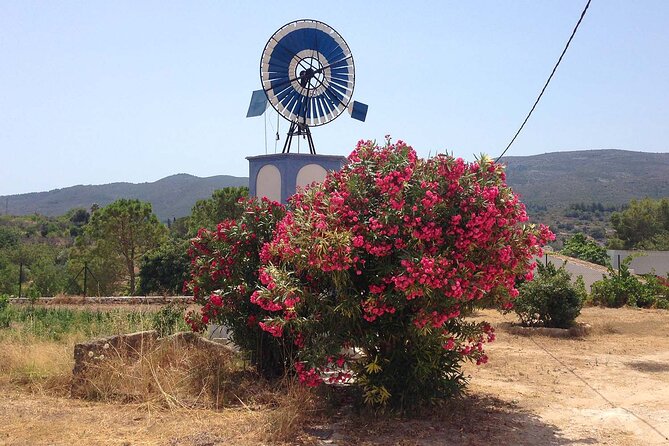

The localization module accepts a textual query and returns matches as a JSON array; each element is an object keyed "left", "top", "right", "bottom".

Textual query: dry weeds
[
  {"left": 0, "top": 329, "right": 323, "bottom": 445},
  {"left": 0, "top": 336, "right": 74, "bottom": 394},
  {"left": 1, "top": 306, "right": 668, "bottom": 445}
]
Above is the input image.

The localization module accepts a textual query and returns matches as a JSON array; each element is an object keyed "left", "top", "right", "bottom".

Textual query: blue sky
[{"left": 1, "top": 1, "right": 668, "bottom": 195}]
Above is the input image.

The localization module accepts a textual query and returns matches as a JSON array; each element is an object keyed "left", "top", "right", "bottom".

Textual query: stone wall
[{"left": 71, "top": 330, "right": 235, "bottom": 398}]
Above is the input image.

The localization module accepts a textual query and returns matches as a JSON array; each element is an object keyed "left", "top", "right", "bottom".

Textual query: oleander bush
[
  {"left": 250, "top": 138, "right": 553, "bottom": 409},
  {"left": 185, "top": 197, "right": 290, "bottom": 378}
]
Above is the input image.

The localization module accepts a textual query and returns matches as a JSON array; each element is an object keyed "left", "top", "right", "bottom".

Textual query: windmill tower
[{"left": 246, "top": 19, "right": 368, "bottom": 203}]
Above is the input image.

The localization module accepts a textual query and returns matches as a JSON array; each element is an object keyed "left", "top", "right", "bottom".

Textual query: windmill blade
[
  {"left": 348, "top": 101, "right": 368, "bottom": 122},
  {"left": 253, "top": 20, "right": 368, "bottom": 153},
  {"left": 246, "top": 90, "right": 269, "bottom": 117}
]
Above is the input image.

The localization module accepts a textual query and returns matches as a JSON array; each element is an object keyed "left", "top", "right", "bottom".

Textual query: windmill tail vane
[{"left": 246, "top": 19, "right": 368, "bottom": 154}]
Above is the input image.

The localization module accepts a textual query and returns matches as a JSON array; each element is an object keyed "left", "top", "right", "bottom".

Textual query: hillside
[
  {"left": 0, "top": 174, "right": 248, "bottom": 222},
  {"left": 2, "top": 149, "right": 668, "bottom": 224},
  {"left": 502, "top": 149, "right": 669, "bottom": 211}
]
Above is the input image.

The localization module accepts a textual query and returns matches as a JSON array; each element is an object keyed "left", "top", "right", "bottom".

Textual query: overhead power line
[{"left": 496, "top": 0, "right": 592, "bottom": 162}]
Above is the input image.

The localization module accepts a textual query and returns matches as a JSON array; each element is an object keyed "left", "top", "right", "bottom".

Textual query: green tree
[
  {"left": 138, "top": 239, "right": 190, "bottom": 295},
  {"left": 609, "top": 198, "right": 669, "bottom": 250},
  {"left": 27, "top": 247, "right": 69, "bottom": 297},
  {"left": 169, "top": 216, "right": 190, "bottom": 240},
  {"left": 67, "top": 244, "right": 124, "bottom": 296},
  {"left": 0, "top": 226, "right": 20, "bottom": 250},
  {"left": 561, "top": 232, "right": 609, "bottom": 266},
  {"left": 68, "top": 208, "right": 90, "bottom": 237},
  {"left": 82, "top": 199, "right": 167, "bottom": 294},
  {"left": 0, "top": 242, "right": 68, "bottom": 297},
  {"left": 189, "top": 187, "right": 248, "bottom": 234},
  {"left": 0, "top": 254, "right": 18, "bottom": 295}
]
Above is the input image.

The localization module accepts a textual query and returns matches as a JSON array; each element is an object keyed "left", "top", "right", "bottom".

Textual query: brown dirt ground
[{"left": 1, "top": 307, "right": 668, "bottom": 445}]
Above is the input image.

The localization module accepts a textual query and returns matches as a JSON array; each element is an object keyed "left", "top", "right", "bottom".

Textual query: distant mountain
[
  {"left": 502, "top": 149, "right": 669, "bottom": 211},
  {"left": 2, "top": 150, "right": 668, "bottom": 222},
  {"left": 0, "top": 174, "right": 248, "bottom": 221}
]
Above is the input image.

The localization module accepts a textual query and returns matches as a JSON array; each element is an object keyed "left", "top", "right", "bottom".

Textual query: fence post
[
  {"left": 545, "top": 253, "right": 548, "bottom": 266},
  {"left": 83, "top": 262, "right": 88, "bottom": 297},
  {"left": 617, "top": 254, "right": 621, "bottom": 276},
  {"left": 18, "top": 262, "right": 23, "bottom": 299}
]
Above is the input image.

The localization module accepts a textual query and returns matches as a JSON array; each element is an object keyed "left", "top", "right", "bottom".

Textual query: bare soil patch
[
  {"left": 464, "top": 307, "right": 669, "bottom": 446},
  {"left": 1, "top": 307, "right": 668, "bottom": 445}
]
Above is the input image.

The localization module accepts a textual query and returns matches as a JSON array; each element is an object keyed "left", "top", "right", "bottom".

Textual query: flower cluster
[
  {"left": 185, "top": 196, "right": 290, "bottom": 377},
  {"left": 252, "top": 138, "right": 553, "bottom": 407}
]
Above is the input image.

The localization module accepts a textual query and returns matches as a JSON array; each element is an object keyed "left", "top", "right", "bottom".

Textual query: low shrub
[
  {"left": 642, "top": 274, "right": 669, "bottom": 309},
  {"left": 0, "top": 294, "right": 10, "bottom": 328},
  {"left": 152, "top": 301, "right": 189, "bottom": 337},
  {"left": 590, "top": 257, "right": 655, "bottom": 308},
  {"left": 513, "top": 261, "right": 584, "bottom": 328}
]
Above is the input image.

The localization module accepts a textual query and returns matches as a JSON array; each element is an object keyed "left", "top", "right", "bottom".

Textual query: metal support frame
[
  {"left": 282, "top": 121, "right": 316, "bottom": 154},
  {"left": 72, "top": 262, "right": 100, "bottom": 297},
  {"left": 18, "top": 262, "right": 23, "bottom": 299}
]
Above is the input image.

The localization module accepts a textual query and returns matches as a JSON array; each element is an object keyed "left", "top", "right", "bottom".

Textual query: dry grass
[
  {"left": 0, "top": 304, "right": 324, "bottom": 444},
  {"left": 262, "top": 378, "right": 322, "bottom": 443},
  {"left": 77, "top": 344, "right": 322, "bottom": 443},
  {"left": 0, "top": 336, "right": 74, "bottom": 394},
  {"left": 0, "top": 331, "right": 323, "bottom": 445},
  {"left": 4, "top": 306, "right": 667, "bottom": 445},
  {"left": 78, "top": 340, "right": 258, "bottom": 409}
]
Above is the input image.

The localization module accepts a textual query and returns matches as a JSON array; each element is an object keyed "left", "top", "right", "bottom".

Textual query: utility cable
[
  {"left": 525, "top": 332, "right": 669, "bottom": 442},
  {"left": 496, "top": 0, "right": 592, "bottom": 162},
  {"left": 500, "top": 311, "right": 669, "bottom": 442}
]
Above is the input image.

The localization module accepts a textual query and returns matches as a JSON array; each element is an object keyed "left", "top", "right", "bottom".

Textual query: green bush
[
  {"left": 0, "top": 294, "right": 10, "bottom": 328},
  {"left": 641, "top": 274, "right": 669, "bottom": 309},
  {"left": 152, "top": 301, "right": 188, "bottom": 337},
  {"left": 514, "top": 261, "right": 583, "bottom": 328},
  {"left": 590, "top": 257, "right": 655, "bottom": 308},
  {"left": 561, "top": 233, "right": 609, "bottom": 266},
  {"left": 139, "top": 240, "right": 190, "bottom": 295}
]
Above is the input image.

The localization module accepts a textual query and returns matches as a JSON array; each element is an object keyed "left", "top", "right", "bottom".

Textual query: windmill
[{"left": 246, "top": 19, "right": 368, "bottom": 154}]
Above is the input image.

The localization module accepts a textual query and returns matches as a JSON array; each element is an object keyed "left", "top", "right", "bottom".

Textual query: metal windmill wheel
[{"left": 247, "top": 19, "right": 368, "bottom": 154}]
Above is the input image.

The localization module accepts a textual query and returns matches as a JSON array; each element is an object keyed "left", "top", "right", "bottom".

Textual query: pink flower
[
  {"left": 259, "top": 322, "right": 283, "bottom": 338},
  {"left": 209, "top": 294, "right": 222, "bottom": 307}
]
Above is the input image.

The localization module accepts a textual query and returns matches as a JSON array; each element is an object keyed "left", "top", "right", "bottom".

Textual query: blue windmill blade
[
  {"left": 348, "top": 100, "right": 368, "bottom": 122},
  {"left": 246, "top": 90, "right": 269, "bottom": 117}
]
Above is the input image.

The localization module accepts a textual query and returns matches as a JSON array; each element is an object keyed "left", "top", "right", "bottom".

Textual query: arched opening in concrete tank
[
  {"left": 296, "top": 164, "right": 328, "bottom": 191},
  {"left": 256, "top": 164, "right": 282, "bottom": 202}
]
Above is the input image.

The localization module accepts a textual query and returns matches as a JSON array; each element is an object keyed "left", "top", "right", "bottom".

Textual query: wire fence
[{"left": 14, "top": 261, "right": 101, "bottom": 299}]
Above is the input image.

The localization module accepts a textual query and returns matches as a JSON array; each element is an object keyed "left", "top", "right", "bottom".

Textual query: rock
[
  {"left": 70, "top": 330, "right": 237, "bottom": 398},
  {"left": 71, "top": 330, "right": 159, "bottom": 397},
  {"left": 504, "top": 322, "right": 592, "bottom": 338}
]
